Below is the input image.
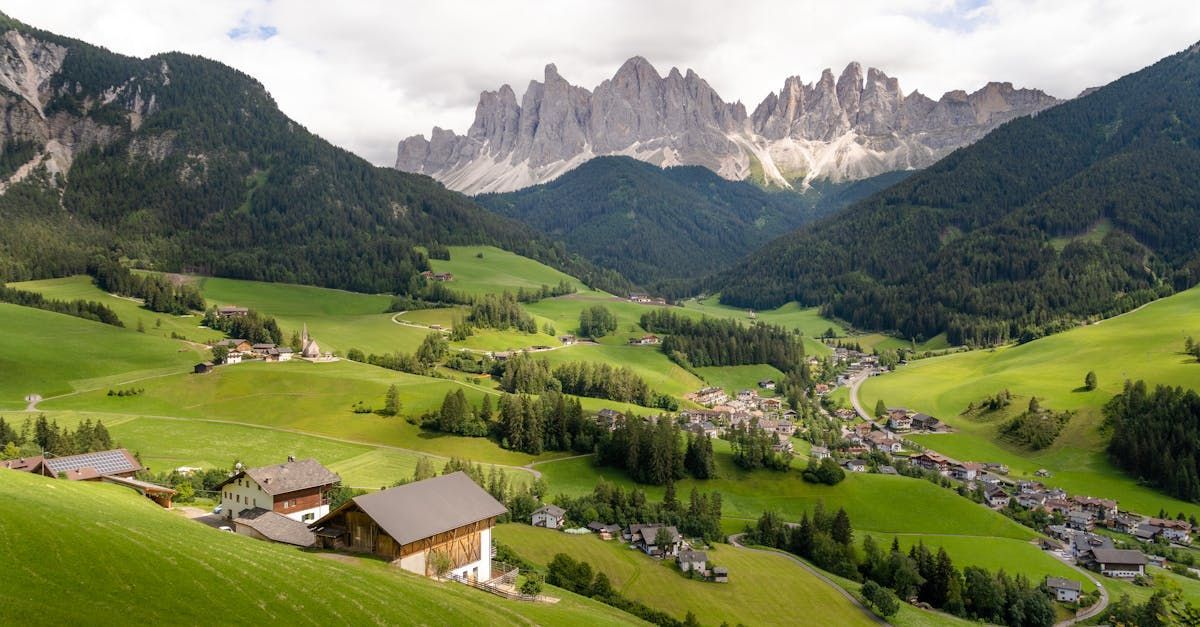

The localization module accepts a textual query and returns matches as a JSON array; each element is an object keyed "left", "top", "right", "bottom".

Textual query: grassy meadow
[
  {"left": 860, "top": 285, "right": 1200, "bottom": 518},
  {"left": 430, "top": 245, "right": 588, "bottom": 296},
  {"left": 0, "top": 471, "right": 640, "bottom": 626},
  {"left": 0, "top": 303, "right": 205, "bottom": 410},
  {"left": 495, "top": 524, "right": 878, "bottom": 627}
]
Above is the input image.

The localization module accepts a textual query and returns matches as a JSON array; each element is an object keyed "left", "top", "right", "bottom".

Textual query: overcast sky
[{"left": 7, "top": 1, "right": 1200, "bottom": 165}]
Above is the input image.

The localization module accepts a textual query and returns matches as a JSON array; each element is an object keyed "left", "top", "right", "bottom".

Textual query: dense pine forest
[
  {"left": 0, "top": 13, "right": 628, "bottom": 299},
  {"left": 477, "top": 155, "right": 906, "bottom": 288},
  {"left": 1105, "top": 380, "right": 1200, "bottom": 502},
  {"left": 714, "top": 42, "right": 1200, "bottom": 345},
  {"left": 640, "top": 310, "right": 806, "bottom": 371}
]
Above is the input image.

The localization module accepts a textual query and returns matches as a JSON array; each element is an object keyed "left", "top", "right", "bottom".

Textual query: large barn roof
[{"left": 335, "top": 472, "right": 507, "bottom": 546}]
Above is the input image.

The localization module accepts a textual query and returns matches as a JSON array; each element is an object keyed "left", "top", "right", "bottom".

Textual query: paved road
[
  {"left": 847, "top": 371, "right": 873, "bottom": 420},
  {"left": 1049, "top": 549, "right": 1109, "bottom": 626},
  {"left": 729, "top": 533, "right": 888, "bottom": 625}
]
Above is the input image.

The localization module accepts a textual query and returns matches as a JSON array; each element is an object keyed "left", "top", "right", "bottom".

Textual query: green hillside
[
  {"left": 860, "top": 284, "right": 1200, "bottom": 517},
  {"left": 717, "top": 40, "right": 1200, "bottom": 346},
  {"left": 0, "top": 470, "right": 640, "bottom": 626},
  {"left": 0, "top": 12, "right": 624, "bottom": 298},
  {"left": 0, "top": 303, "right": 204, "bottom": 410},
  {"left": 495, "top": 524, "right": 877, "bottom": 626}
]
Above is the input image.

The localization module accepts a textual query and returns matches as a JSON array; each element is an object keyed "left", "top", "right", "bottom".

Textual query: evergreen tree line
[
  {"left": 595, "top": 418, "right": 687, "bottom": 485},
  {"left": 578, "top": 304, "right": 618, "bottom": 338},
  {"left": 727, "top": 423, "right": 792, "bottom": 471},
  {"left": 88, "top": 259, "right": 204, "bottom": 314},
  {"left": 713, "top": 42, "right": 1200, "bottom": 346},
  {"left": 498, "top": 354, "right": 674, "bottom": 409},
  {"left": 1105, "top": 380, "right": 1200, "bottom": 502},
  {"left": 0, "top": 282, "right": 122, "bottom": 327},
  {"left": 0, "top": 415, "right": 113, "bottom": 459},
  {"left": 551, "top": 480, "right": 724, "bottom": 544},
  {"left": 748, "top": 506, "right": 1055, "bottom": 626},
  {"left": 467, "top": 292, "right": 537, "bottom": 333},
  {"left": 201, "top": 307, "right": 283, "bottom": 345},
  {"left": 640, "top": 310, "right": 805, "bottom": 371},
  {"left": 494, "top": 391, "right": 597, "bottom": 455}
]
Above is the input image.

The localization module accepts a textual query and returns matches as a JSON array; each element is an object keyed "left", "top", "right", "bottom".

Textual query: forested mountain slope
[
  {"left": 477, "top": 156, "right": 907, "bottom": 285},
  {"left": 715, "top": 41, "right": 1200, "bottom": 345},
  {"left": 0, "top": 13, "right": 626, "bottom": 295}
]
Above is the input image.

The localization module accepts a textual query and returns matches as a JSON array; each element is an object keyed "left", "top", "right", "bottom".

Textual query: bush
[
  {"left": 862, "top": 580, "right": 900, "bottom": 617},
  {"left": 519, "top": 573, "right": 543, "bottom": 596}
]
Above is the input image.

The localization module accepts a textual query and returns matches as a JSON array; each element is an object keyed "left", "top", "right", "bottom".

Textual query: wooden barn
[{"left": 310, "top": 472, "right": 507, "bottom": 580}]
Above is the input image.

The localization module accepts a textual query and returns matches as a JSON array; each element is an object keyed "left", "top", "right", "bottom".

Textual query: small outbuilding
[{"left": 194, "top": 362, "right": 214, "bottom": 374}]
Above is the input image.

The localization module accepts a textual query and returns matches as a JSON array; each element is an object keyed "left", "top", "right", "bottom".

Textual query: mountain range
[
  {"left": 714, "top": 41, "right": 1200, "bottom": 345},
  {"left": 395, "top": 57, "right": 1060, "bottom": 194},
  {"left": 0, "top": 13, "right": 625, "bottom": 296}
]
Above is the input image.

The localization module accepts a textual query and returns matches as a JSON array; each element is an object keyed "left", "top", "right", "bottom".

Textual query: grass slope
[
  {"left": 38, "top": 360, "right": 558, "bottom": 466},
  {"left": 430, "top": 246, "right": 588, "bottom": 297},
  {"left": 0, "top": 471, "right": 640, "bottom": 626},
  {"left": 860, "top": 285, "right": 1200, "bottom": 518},
  {"left": 42, "top": 412, "right": 529, "bottom": 489},
  {"left": 495, "top": 524, "right": 876, "bottom": 627},
  {"left": 536, "top": 442, "right": 1035, "bottom": 541},
  {"left": 0, "top": 303, "right": 204, "bottom": 410}
]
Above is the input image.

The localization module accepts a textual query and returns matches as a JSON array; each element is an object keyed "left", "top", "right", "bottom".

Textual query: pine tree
[
  {"left": 831, "top": 507, "right": 853, "bottom": 546},
  {"left": 1084, "top": 370, "right": 1098, "bottom": 391},
  {"left": 874, "top": 399, "right": 887, "bottom": 418},
  {"left": 413, "top": 456, "right": 436, "bottom": 482},
  {"left": 381, "top": 384, "right": 401, "bottom": 417}
]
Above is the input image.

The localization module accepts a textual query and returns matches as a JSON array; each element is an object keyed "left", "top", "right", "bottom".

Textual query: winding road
[{"left": 729, "top": 533, "right": 888, "bottom": 625}]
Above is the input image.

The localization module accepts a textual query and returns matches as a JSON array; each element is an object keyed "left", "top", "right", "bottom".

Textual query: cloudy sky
[{"left": 8, "top": 1, "right": 1200, "bottom": 165}]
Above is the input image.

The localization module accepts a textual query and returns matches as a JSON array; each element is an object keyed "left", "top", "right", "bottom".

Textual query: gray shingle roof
[
  {"left": 1087, "top": 548, "right": 1147, "bottom": 566},
  {"left": 234, "top": 508, "right": 316, "bottom": 547},
  {"left": 1045, "top": 576, "right": 1081, "bottom": 591},
  {"left": 221, "top": 459, "right": 340, "bottom": 496},
  {"left": 534, "top": 504, "right": 566, "bottom": 518},
  {"left": 344, "top": 472, "right": 507, "bottom": 546},
  {"left": 677, "top": 549, "right": 707, "bottom": 563}
]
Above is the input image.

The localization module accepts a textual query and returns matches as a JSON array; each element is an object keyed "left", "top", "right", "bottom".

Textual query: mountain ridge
[{"left": 396, "top": 56, "right": 1060, "bottom": 194}]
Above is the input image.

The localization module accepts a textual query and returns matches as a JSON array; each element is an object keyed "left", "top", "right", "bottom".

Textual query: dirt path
[
  {"left": 23, "top": 394, "right": 41, "bottom": 412},
  {"left": 729, "top": 533, "right": 888, "bottom": 625}
]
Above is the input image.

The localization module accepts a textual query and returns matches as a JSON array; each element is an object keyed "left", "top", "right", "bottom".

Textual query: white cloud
[{"left": 5, "top": 0, "right": 1199, "bottom": 164}]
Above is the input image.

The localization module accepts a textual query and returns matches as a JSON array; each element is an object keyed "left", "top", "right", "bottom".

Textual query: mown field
[
  {"left": 0, "top": 471, "right": 641, "bottom": 626},
  {"left": 860, "top": 285, "right": 1200, "bottom": 519},
  {"left": 40, "top": 411, "right": 531, "bottom": 489},
  {"left": 0, "top": 303, "right": 205, "bottom": 410},
  {"left": 430, "top": 245, "right": 588, "bottom": 296},
  {"left": 495, "top": 523, "right": 877, "bottom": 627}
]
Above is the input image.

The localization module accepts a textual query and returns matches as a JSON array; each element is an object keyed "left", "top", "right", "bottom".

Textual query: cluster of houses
[
  {"left": 197, "top": 324, "right": 331, "bottom": 373},
  {"left": 628, "top": 293, "right": 667, "bottom": 306},
  {"left": 883, "top": 408, "right": 950, "bottom": 433},
  {"left": 212, "top": 457, "right": 509, "bottom": 583},
  {"left": 530, "top": 506, "right": 728, "bottom": 582},
  {"left": 1, "top": 448, "right": 177, "bottom": 507},
  {"left": 420, "top": 271, "right": 454, "bottom": 282}
]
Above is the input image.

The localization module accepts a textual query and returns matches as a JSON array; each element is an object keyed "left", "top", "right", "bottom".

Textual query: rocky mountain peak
[{"left": 396, "top": 56, "right": 1062, "bottom": 193}]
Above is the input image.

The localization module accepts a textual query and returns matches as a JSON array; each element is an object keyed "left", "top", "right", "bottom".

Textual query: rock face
[
  {"left": 397, "top": 58, "right": 1061, "bottom": 194},
  {"left": 0, "top": 29, "right": 163, "bottom": 190}
]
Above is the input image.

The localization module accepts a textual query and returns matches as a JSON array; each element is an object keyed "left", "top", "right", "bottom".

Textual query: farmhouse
[
  {"left": 218, "top": 458, "right": 340, "bottom": 523},
  {"left": 688, "top": 421, "right": 720, "bottom": 438},
  {"left": 843, "top": 459, "right": 868, "bottom": 472},
  {"left": 587, "top": 522, "right": 621, "bottom": 540},
  {"left": 217, "top": 338, "right": 253, "bottom": 353},
  {"left": 692, "top": 387, "right": 728, "bottom": 406},
  {"left": 910, "top": 451, "right": 952, "bottom": 474},
  {"left": 910, "top": 413, "right": 946, "bottom": 432},
  {"left": 4, "top": 449, "right": 176, "bottom": 507},
  {"left": 310, "top": 472, "right": 507, "bottom": 580},
  {"left": 531, "top": 504, "right": 566, "bottom": 529},
  {"left": 677, "top": 549, "right": 708, "bottom": 573},
  {"left": 1080, "top": 548, "right": 1147, "bottom": 578},
  {"left": 216, "top": 305, "right": 249, "bottom": 317},
  {"left": 596, "top": 408, "right": 625, "bottom": 432},
  {"left": 1145, "top": 518, "right": 1193, "bottom": 544},
  {"left": 1045, "top": 577, "right": 1082, "bottom": 603},
  {"left": 757, "top": 379, "right": 776, "bottom": 390},
  {"left": 810, "top": 446, "right": 830, "bottom": 460},
  {"left": 1110, "top": 513, "right": 1144, "bottom": 534},
  {"left": 629, "top": 334, "right": 661, "bottom": 346},
  {"left": 985, "top": 485, "right": 1011, "bottom": 509},
  {"left": 559, "top": 335, "right": 577, "bottom": 345},
  {"left": 1068, "top": 511, "right": 1096, "bottom": 532},
  {"left": 627, "top": 524, "right": 682, "bottom": 557},
  {"left": 886, "top": 409, "right": 912, "bottom": 431},
  {"left": 948, "top": 461, "right": 982, "bottom": 482}
]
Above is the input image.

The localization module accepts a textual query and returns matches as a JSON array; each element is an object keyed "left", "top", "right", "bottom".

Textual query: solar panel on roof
[{"left": 44, "top": 450, "right": 138, "bottom": 475}]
